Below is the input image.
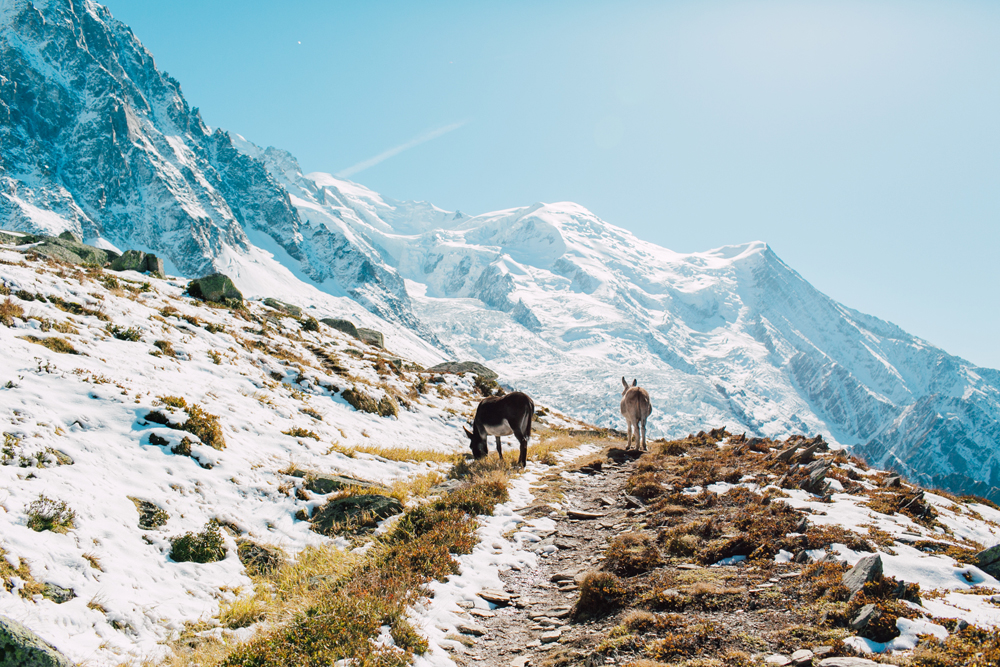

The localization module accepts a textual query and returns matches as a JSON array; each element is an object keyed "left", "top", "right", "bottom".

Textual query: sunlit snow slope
[{"left": 2, "top": 0, "right": 998, "bottom": 501}]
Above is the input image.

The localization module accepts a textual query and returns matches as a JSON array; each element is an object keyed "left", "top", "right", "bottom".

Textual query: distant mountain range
[{"left": 2, "top": 0, "right": 998, "bottom": 501}]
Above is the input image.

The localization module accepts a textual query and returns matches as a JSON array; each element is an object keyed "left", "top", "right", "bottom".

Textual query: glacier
[{"left": 2, "top": 0, "right": 998, "bottom": 501}]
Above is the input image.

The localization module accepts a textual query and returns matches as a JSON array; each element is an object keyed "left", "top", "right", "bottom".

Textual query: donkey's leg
[
  {"left": 495, "top": 436, "right": 503, "bottom": 460},
  {"left": 640, "top": 418, "right": 647, "bottom": 451},
  {"left": 517, "top": 434, "right": 528, "bottom": 468},
  {"left": 626, "top": 421, "right": 634, "bottom": 450}
]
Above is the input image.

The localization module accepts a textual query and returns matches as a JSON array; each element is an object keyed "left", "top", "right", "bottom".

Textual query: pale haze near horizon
[{"left": 99, "top": 0, "right": 1000, "bottom": 369}]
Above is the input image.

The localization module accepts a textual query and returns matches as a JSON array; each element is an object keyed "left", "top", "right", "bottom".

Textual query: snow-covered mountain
[{"left": 2, "top": 0, "right": 998, "bottom": 502}]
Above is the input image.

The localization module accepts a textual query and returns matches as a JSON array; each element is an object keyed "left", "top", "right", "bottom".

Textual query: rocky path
[{"left": 446, "top": 448, "right": 645, "bottom": 667}]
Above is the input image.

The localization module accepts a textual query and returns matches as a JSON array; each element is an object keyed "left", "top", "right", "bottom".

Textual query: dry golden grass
[{"left": 347, "top": 443, "right": 462, "bottom": 464}]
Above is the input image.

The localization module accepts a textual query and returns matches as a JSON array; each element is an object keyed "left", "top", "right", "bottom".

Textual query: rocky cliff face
[{"left": 2, "top": 0, "right": 998, "bottom": 502}]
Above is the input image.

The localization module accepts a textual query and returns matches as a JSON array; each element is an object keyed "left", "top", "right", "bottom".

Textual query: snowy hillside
[{"left": 1, "top": 0, "right": 998, "bottom": 506}]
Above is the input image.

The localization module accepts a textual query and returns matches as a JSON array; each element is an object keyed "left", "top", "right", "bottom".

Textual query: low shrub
[
  {"left": 605, "top": 533, "right": 663, "bottom": 577},
  {"left": 106, "top": 323, "right": 142, "bottom": 341},
  {"left": 161, "top": 396, "right": 187, "bottom": 408},
  {"left": 237, "top": 540, "right": 286, "bottom": 576},
  {"left": 377, "top": 395, "right": 399, "bottom": 418},
  {"left": 301, "top": 317, "right": 320, "bottom": 332},
  {"left": 154, "top": 339, "right": 176, "bottom": 356},
  {"left": 169, "top": 521, "right": 227, "bottom": 563},
  {"left": 26, "top": 494, "right": 76, "bottom": 533},
  {"left": 574, "top": 572, "right": 628, "bottom": 621},
  {"left": 183, "top": 404, "right": 225, "bottom": 450}
]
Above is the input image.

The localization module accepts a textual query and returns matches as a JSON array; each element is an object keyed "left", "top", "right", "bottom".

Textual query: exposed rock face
[
  {"left": 357, "top": 328, "right": 384, "bottom": 349},
  {"left": 427, "top": 361, "right": 498, "bottom": 380},
  {"left": 0, "top": 616, "right": 74, "bottom": 667},
  {"left": 320, "top": 318, "right": 360, "bottom": 338},
  {"left": 842, "top": 554, "right": 883, "bottom": 599}
]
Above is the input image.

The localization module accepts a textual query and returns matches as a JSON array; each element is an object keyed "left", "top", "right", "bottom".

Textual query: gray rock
[
  {"left": 884, "top": 475, "right": 902, "bottom": 488},
  {"left": 426, "top": 361, "right": 498, "bottom": 381},
  {"left": 144, "top": 254, "right": 164, "bottom": 274},
  {"left": 263, "top": 298, "right": 302, "bottom": 317},
  {"left": 110, "top": 249, "right": 147, "bottom": 272},
  {"left": 976, "top": 543, "right": 1000, "bottom": 569},
  {"left": 539, "top": 629, "right": 562, "bottom": 643},
  {"left": 566, "top": 510, "right": 605, "bottom": 520},
  {"left": 765, "top": 656, "right": 791, "bottom": 666},
  {"left": 478, "top": 589, "right": 512, "bottom": 605},
  {"left": 0, "top": 615, "right": 74, "bottom": 666},
  {"left": 320, "top": 318, "right": 360, "bottom": 338},
  {"left": 850, "top": 603, "right": 880, "bottom": 631},
  {"left": 300, "top": 472, "right": 387, "bottom": 495},
  {"left": 357, "top": 327, "right": 384, "bottom": 348},
  {"left": 31, "top": 236, "right": 111, "bottom": 266},
  {"left": 309, "top": 494, "right": 402, "bottom": 536},
  {"left": 188, "top": 273, "right": 243, "bottom": 304},
  {"left": 41, "top": 584, "right": 75, "bottom": 604},
  {"left": 457, "top": 621, "right": 487, "bottom": 636},
  {"left": 842, "top": 554, "right": 883, "bottom": 598}
]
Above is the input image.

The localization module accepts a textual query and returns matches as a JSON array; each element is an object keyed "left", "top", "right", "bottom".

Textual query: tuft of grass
[
  {"left": 82, "top": 552, "right": 103, "bottom": 571},
  {"left": 282, "top": 427, "right": 320, "bottom": 441},
  {"left": 377, "top": 394, "right": 399, "bottom": 418},
  {"left": 26, "top": 494, "right": 76, "bottom": 533},
  {"left": 220, "top": 596, "right": 268, "bottom": 629},
  {"left": 342, "top": 387, "right": 379, "bottom": 414},
  {"left": 160, "top": 395, "right": 187, "bottom": 408},
  {"left": 154, "top": 339, "right": 176, "bottom": 356},
  {"left": 20, "top": 335, "right": 79, "bottom": 354},
  {"left": 0, "top": 297, "right": 23, "bottom": 326},
  {"left": 183, "top": 404, "right": 225, "bottom": 450},
  {"left": 169, "top": 521, "right": 227, "bottom": 563},
  {"left": 574, "top": 571, "right": 628, "bottom": 621},
  {"left": 237, "top": 540, "right": 286, "bottom": 576},
  {"left": 209, "top": 349, "right": 222, "bottom": 364}
]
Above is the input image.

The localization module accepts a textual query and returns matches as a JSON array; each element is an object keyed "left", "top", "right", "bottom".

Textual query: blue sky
[{"left": 102, "top": 0, "right": 1000, "bottom": 369}]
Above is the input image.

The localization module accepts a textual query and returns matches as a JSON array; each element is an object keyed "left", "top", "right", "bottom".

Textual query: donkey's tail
[{"left": 524, "top": 396, "right": 535, "bottom": 441}]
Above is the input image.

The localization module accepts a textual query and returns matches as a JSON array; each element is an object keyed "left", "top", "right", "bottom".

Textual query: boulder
[
  {"left": 842, "top": 554, "right": 883, "bottom": 598},
  {"left": 187, "top": 273, "right": 243, "bottom": 304},
  {"left": 110, "top": 249, "right": 146, "bottom": 272},
  {"left": 41, "top": 583, "right": 75, "bottom": 604},
  {"left": 426, "top": 361, "right": 497, "bottom": 380},
  {"left": 0, "top": 615, "right": 74, "bottom": 667},
  {"left": 850, "top": 603, "right": 880, "bottom": 630},
  {"left": 31, "top": 236, "right": 110, "bottom": 266},
  {"left": 357, "top": 327, "right": 384, "bottom": 348},
  {"left": 976, "top": 543, "right": 1000, "bottom": 577},
  {"left": 310, "top": 494, "right": 402, "bottom": 536},
  {"left": 57, "top": 230, "right": 80, "bottom": 242},
  {"left": 320, "top": 318, "right": 360, "bottom": 338},
  {"left": 144, "top": 254, "right": 164, "bottom": 274},
  {"left": 301, "top": 473, "right": 387, "bottom": 495},
  {"left": 263, "top": 298, "right": 302, "bottom": 317}
]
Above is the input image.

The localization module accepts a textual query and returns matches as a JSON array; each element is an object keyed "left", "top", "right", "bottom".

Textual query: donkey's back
[{"left": 620, "top": 377, "right": 652, "bottom": 450}]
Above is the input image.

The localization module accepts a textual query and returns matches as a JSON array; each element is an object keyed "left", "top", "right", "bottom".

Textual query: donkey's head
[
  {"left": 621, "top": 376, "right": 638, "bottom": 396},
  {"left": 464, "top": 425, "right": 489, "bottom": 459}
]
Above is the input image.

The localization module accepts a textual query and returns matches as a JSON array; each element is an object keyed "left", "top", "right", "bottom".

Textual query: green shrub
[
  {"left": 26, "top": 494, "right": 76, "bottom": 533},
  {"left": 106, "top": 323, "right": 142, "bottom": 342},
  {"left": 170, "top": 521, "right": 227, "bottom": 563}
]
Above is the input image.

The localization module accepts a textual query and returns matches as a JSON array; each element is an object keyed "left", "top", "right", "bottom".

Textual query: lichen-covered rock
[
  {"left": 187, "top": 273, "right": 242, "bottom": 304},
  {"left": 310, "top": 494, "right": 402, "bottom": 536},
  {"left": 143, "top": 254, "right": 164, "bottom": 274},
  {"left": 320, "top": 318, "right": 360, "bottom": 338},
  {"left": 41, "top": 583, "right": 74, "bottom": 604},
  {"left": 0, "top": 616, "right": 74, "bottom": 667},
  {"left": 977, "top": 543, "right": 1000, "bottom": 577},
  {"left": 303, "top": 473, "right": 386, "bottom": 495},
  {"left": 110, "top": 249, "right": 146, "bottom": 272},
  {"left": 427, "top": 361, "right": 498, "bottom": 381},
  {"left": 31, "top": 237, "right": 111, "bottom": 266},
  {"left": 357, "top": 327, "right": 384, "bottom": 348},
  {"left": 263, "top": 298, "right": 302, "bottom": 317}
]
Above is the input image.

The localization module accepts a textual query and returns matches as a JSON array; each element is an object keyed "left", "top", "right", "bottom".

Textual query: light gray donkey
[{"left": 620, "top": 377, "right": 652, "bottom": 451}]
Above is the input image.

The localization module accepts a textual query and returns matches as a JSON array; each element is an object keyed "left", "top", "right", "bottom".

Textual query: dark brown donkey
[
  {"left": 621, "top": 377, "right": 652, "bottom": 451},
  {"left": 464, "top": 391, "right": 535, "bottom": 467}
]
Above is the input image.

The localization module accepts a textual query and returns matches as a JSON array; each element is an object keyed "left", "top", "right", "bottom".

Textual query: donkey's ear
[
  {"left": 622, "top": 376, "right": 628, "bottom": 389},
  {"left": 632, "top": 379, "right": 638, "bottom": 387},
  {"left": 463, "top": 426, "right": 474, "bottom": 439}
]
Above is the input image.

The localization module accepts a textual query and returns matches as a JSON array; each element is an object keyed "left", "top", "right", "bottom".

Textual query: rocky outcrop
[
  {"left": 0, "top": 616, "right": 73, "bottom": 667},
  {"left": 187, "top": 274, "right": 242, "bottom": 304}
]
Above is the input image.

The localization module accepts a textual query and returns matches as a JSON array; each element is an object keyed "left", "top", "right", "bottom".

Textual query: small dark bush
[
  {"left": 107, "top": 323, "right": 142, "bottom": 342},
  {"left": 237, "top": 540, "right": 286, "bottom": 576},
  {"left": 604, "top": 533, "right": 663, "bottom": 577},
  {"left": 342, "top": 387, "right": 379, "bottom": 414},
  {"left": 0, "top": 298, "right": 23, "bottom": 326},
  {"left": 301, "top": 317, "right": 320, "bottom": 332},
  {"left": 377, "top": 395, "right": 399, "bottom": 418},
  {"left": 574, "top": 572, "right": 627, "bottom": 621},
  {"left": 170, "top": 521, "right": 227, "bottom": 563},
  {"left": 153, "top": 340, "right": 175, "bottom": 356}
]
